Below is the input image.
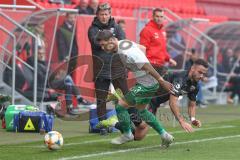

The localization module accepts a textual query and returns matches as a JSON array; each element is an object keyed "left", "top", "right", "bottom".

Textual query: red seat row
[
  {"left": 36, "top": 1, "right": 77, "bottom": 9},
  {"left": 33, "top": 0, "right": 228, "bottom": 22},
  {"left": 34, "top": 0, "right": 205, "bottom": 16}
]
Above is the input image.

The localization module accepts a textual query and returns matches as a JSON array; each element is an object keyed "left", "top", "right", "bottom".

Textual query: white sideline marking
[
  {"left": 64, "top": 125, "right": 235, "bottom": 146},
  {"left": 19, "top": 125, "right": 235, "bottom": 148},
  {"left": 58, "top": 134, "right": 240, "bottom": 160}
]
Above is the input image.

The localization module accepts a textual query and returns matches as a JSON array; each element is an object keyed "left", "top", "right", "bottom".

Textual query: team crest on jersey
[
  {"left": 172, "top": 83, "right": 181, "bottom": 93},
  {"left": 175, "top": 83, "right": 180, "bottom": 89}
]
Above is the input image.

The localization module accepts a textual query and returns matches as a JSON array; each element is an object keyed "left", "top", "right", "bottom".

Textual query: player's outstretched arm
[
  {"left": 188, "top": 100, "right": 201, "bottom": 127},
  {"left": 169, "top": 95, "right": 194, "bottom": 133}
]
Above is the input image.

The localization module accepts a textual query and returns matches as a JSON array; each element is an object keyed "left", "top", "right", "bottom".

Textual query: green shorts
[{"left": 124, "top": 83, "right": 159, "bottom": 105}]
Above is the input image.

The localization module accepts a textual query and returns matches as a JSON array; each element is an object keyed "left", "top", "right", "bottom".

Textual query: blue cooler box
[{"left": 13, "top": 111, "right": 54, "bottom": 133}]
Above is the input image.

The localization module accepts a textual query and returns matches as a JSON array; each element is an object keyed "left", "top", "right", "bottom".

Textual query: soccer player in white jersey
[{"left": 95, "top": 30, "right": 174, "bottom": 147}]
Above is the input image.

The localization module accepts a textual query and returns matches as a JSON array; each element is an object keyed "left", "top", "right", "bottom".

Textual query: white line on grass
[
  {"left": 58, "top": 134, "right": 240, "bottom": 160},
  {"left": 64, "top": 125, "right": 235, "bottom": 146},
  {"left": 19, "top": 125, "right": 235, "bottom": 148}
]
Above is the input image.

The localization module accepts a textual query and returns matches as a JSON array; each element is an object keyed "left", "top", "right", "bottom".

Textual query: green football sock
[
  {"left": 115, "top": 121, "right": 135, "bottom": 134},
  {"left": 138, "top": 109, "right": 166, "bottom": 135},
  {"left": 115, "top": 104, "right": 131, "bottom": 134}
]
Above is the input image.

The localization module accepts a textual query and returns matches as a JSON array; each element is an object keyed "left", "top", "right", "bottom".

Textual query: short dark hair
[
  {"left": 95, "top": 30, "right": 114, "bottom": 42},
  {"left": 193, "top": 58, "right": 208, "bottom": 68},
  {"left": 96, "top": 2, "right": 111, "bottom": 14},
  {"left": 153, "top": 8, "right": 163, "bottom": 16}
]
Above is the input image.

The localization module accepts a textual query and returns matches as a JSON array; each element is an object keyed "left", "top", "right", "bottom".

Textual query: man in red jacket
[{"left": 140, "top": 8, "right": 177, "bottom": 75}]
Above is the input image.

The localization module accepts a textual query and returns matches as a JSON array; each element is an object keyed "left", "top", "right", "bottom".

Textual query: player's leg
[
  {"left": 134, "top": 84, "right": 174, "bottom": 147},
  {"left": 115, "top": 100, "right": 132, "bottom": 133},
  {"left": 114, "top": 106, "right": 148, "bottom": 141},
  {"left": 97, "top": 106, "right": 148, "bottom": 141},
  {"left": 94, "top": 78, "right": 112, "bottom": 135},
  {"left": 111, "top": 76, "right": 129, "bottom": 96},
  {"left": 111, "top": 101, "right": 134, "bottom": 144},
  {"left": 112, "top": 77, "right": 134, "bottom": 136},
  {"left": 111, "top": 76, "right": 132, "bottom": 131},
  {"left": 127, "top": 107, "right": 148, "bottom": 140},
  {"left": 137, "top": 104, "right": 166, "bottom": 135},
  {"left": 137, "top": 105, "right": 174, "bottom": 147},
  {"left": 133, "top": 121, "right": 149, "bottom": 141},
  {"left": 111, "top": 84, "right": 142, "bottom": 145},
  {"left": 111, "top": 77, "right": 132, "bottom": 135},
  {"left": 95, "top": 78, "right": 110, "bottom": 121},
  {"left": 132, "top": 84, "right": 167, "bottom": 135},
  {"left": 97, "top": 89, "right": 132, "bottom": 133}
]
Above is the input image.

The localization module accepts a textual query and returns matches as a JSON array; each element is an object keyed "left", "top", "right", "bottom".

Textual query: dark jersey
[{"left": 155, "top": 70, "right": 199, "bottom": 104}]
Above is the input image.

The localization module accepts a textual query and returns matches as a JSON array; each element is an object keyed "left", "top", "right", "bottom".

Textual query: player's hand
[
  {"left": 191, "top": 119, "right": 202, "bottom": 128},
  {"left": 179, "top": 120, "right": 194, "bottom": 133},
  {"left": 158, "top": 79, "right": 174, "bottom": 94}
]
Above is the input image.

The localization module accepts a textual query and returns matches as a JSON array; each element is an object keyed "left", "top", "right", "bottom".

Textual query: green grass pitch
[{"left": 0, "top": 104, "right": 240, "bottom": 160}]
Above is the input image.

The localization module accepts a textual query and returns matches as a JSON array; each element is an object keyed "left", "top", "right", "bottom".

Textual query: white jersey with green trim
[{"left": 117, "top": 40, "right": 158, "bottom": 86}]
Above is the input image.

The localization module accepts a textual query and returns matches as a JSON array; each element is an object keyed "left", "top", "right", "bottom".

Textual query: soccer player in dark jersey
[{"left": 150, "top": 58, "right": 208, "bottom": 132}]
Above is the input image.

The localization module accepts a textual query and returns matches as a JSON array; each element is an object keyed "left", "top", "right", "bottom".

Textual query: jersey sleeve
[{"left": 171, "top": 81, "right": 182, "bottom": 97}]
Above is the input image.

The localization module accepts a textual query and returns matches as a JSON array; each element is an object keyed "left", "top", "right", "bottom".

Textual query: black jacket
[
  {"left": 56, "top": 22, "right": 78, "bottom": 62},
  {"left": 88, "top": 17, "right": 126, "bottom": 79}
]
